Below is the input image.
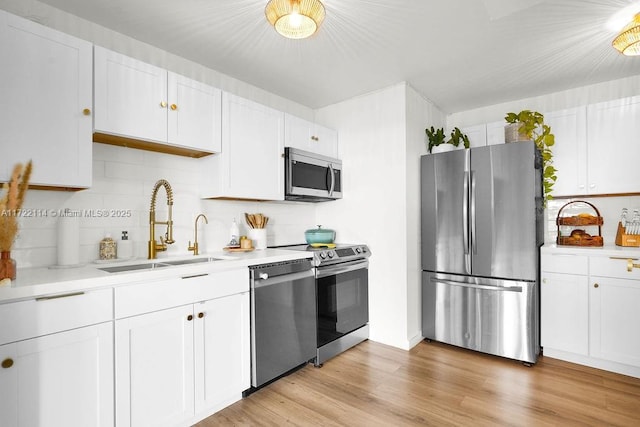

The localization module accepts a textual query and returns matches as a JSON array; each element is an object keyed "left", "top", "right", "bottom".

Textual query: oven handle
[
  {"left": 252, "top": 269, "right": 314, "bottom": 289},
  {"left": 316, "top": 260, "right": 368, "bottom": 278}
]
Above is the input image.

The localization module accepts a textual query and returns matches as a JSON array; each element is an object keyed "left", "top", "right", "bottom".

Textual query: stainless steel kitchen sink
[
  {"left": 163, "top": 257, "right": 224, "bottom": 265},
  {"left": 98, "top": 262, "right": 171, "bottom": 273}
]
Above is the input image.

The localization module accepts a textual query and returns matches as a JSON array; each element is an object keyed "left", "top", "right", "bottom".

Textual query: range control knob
[
  {"left": 319, "top": 252, "right": 327, "bottom": 259},
  {"left": 327, "top": 251, "right": 335, "bottom": 258},
  {"left": 362, "top": 247, "right": 367, "bottom": 253},
  {"left": 355, "top": 247, "right": 362, "bottom": 254}
]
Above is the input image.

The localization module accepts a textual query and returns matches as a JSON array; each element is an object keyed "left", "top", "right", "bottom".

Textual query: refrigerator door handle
[
  {"left": 431, "top": 278, "right": 523, "bottom": 293},
  {"left": 463, "top": 171, "right": 469, "bottom": 256},
  {"left": 470, "top": 171, "right": 477, "bottom": 255}
]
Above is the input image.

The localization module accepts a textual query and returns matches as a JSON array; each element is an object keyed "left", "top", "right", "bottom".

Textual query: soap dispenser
[
  {"left": 229, "top": 219, "right": 240, "bottom": 247},
  {"left": 118, "top": 231, "right": 133, "bottom": 259}
]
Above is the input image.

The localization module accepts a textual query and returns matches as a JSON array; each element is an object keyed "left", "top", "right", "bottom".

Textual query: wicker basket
[{"left": 556, "top": 200, "right": 604, "bottom": 247}]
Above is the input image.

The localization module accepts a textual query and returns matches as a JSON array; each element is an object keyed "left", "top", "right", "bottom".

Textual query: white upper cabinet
[
  {"left": 201, "top": 93, "right": 284, "bottom": 201},
  {"left": 93, "top": 46, "right": 221, "bottom": 156},
  {"left": 167, "top": 73, "right": 222, "bottom": 152},
  {"left": 544, "top": 106, "right": 588, "bottom": 197},
  {"left": 0, "top": 10, "right": 92, "bottom": 189},
  {"left": 453, "top": 122, "right": 504, "bottom": 149},
  {"left": 486, "top": 121, "right": 506, "bottom": 146},
  {"left": 284, "top": 114, "right": 338, "bottom": 158},
  {"left": 458, "top": 124, "right": 487, "bottom": 148},
  {"left": 587, "top": 96, "right": 640, "bottom": 195},
  {"left": 94, "top": 46, "right": 167, "bottom": 143}
]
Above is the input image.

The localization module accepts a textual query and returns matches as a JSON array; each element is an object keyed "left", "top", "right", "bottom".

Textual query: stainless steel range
[{"left": 273, "top": 243, "right": 371, "bottom": 366}]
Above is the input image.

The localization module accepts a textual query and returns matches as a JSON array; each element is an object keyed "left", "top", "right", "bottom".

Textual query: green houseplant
[
  {"left": 426, "top": 126, "right": 470, "bottom": 153},
  {"left": 504, "top": 110, "right": 557, "bottom": 205}
]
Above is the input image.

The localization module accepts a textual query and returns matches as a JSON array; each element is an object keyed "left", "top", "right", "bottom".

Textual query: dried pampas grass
[{"left": 0, "top": 161, "right": 32, "bottom": 252}]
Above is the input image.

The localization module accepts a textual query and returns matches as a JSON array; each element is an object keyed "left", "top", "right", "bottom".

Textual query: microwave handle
[{"left": 328, "top": 164, "right": 335, "bottom": 196}]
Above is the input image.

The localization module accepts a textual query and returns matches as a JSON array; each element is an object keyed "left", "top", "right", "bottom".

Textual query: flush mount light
[
  {"left": 265, "top": 0, "right": 326, "bottom": 39},
  {"left": 613, "top": 13, "right": 640, "bottom": 55}
]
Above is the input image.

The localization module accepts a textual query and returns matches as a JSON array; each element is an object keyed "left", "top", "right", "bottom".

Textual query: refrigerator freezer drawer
[{"left": 422, "top": 271, "right": 539, "bottom": 364}]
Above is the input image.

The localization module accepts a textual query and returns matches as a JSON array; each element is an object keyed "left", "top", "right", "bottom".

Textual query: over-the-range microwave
[{"left": 285, "top": 147, "right": 342, "bottom": 202}]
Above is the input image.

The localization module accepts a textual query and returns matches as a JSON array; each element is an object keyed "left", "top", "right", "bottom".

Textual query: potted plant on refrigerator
[
  {"left": 504, "top": 110, "right": 557, "bottom": 205},
  {"left": 426, "top": 126, "right": 470, "bottom": 154}
]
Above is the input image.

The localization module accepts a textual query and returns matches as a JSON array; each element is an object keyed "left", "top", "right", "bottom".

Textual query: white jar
[{"left": 248, "top": 228, "right": 267, "bottom": 250}]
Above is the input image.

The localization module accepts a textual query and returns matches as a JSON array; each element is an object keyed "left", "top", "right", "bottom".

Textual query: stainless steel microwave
[{"left": 285, "top": 147, "right": 342, "bottom": 202}]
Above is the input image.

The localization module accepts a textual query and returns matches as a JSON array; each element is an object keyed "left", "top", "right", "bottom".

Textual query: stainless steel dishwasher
[{"left": 248, "top": 258, "right": 316, "bottom": 390}]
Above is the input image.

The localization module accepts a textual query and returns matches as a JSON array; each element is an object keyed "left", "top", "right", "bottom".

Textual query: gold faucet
[
  {"left": 148, "top": 179, "right": 175, "bottom": 259},
  {"left": 188, "top": 214, "right": 209, "bottom": 256}
]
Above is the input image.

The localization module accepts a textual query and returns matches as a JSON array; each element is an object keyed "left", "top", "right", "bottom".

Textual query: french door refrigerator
[{"left": 421, "top": 141, "right": 543, "bottom": 364}]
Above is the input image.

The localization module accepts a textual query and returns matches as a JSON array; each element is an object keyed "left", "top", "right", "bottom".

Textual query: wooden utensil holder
[
  {"left": 615, "top": 222, "right": 640, "bottom": 247},
  {"left": 556, "top": 200, "right": 604, "bottom": 247}
]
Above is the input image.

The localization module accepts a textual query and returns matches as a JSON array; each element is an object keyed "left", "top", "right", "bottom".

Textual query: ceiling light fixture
[
  {"left": 613, "top": 13, "right": 640, "bottom": 55},
  {"left": 265, "top": 0, "right": 325, "bottom": 39}
]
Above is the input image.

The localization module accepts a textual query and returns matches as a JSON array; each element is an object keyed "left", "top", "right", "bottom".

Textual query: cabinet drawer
[
  {"left": 115, "top": 268, "right": 249, "bottom": 319},
  {"left": 541, "top": 253, "right": 588, "bottom": 274},
  {"left": 0, "top": 288, "right": 113, "bottom": 345},
  {"left": 590, "top": 256, "right": 640, "bottom": 280}
]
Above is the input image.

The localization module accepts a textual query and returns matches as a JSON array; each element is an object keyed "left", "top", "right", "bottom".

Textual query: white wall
[
  {"left": 315, "top": 83, "right": 445, "bottom": 349},
  {"left": 405, "top": 85, "right": 444, "bottom": 347}
]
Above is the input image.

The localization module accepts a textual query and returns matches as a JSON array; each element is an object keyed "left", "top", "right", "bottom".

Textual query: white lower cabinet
[
  {"left": 114, "top": 268, "right": 250, "bottom": 427},
  {"left": 0, "top": 322, "right": 114, "bottom": 427},
  {"left": 541, "top": 272, "right": 589, "bottom": 356},
  {"left": 115, "top": 305, "right": 195, "bottom": 427},
  {"left": 590, "top": 276, "right": 640, "bottom": 367},
  {"left": 195, "top": 292, "right": 250, "bottom": 414},
  {"left": 541, "top": 249, "right": 640, "bottom": 378}
]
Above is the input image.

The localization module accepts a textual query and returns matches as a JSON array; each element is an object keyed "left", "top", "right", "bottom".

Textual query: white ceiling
[{"left": 35, "top": 0, "right": 640, "bottom": 113}]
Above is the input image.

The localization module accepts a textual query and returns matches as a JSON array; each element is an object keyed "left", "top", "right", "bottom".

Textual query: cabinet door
[
  {"left": 544, "top": 107, "right": 587, "bottom": 196},
  {"left": 0, "top": 10, "right": 92, "bottom": 188},
  {"left": 541, "top": 272, "right": 589, "bottom": 355},
  {"left": 590, "top": 276, "right": 640, "bottom": 367},
  {"left": 459, "top": 124, "right": 486, "bottom": 148},
  {"left": 0, "top": 323, "right": 113, "bottom": 427},
  {"left": 94, "top": 46, "right": 168, "bottom": 143},
  {"left": 311, "top": 123, "right": 339, "bottom": 158},
  {"left": 284, "top": 114, "right": 313, "bottom": 152},
  {"left": 284, "top": 114, "right": 338, "bottom": 158},
  {"left": 195, "top": 292, "right": 250, "bottom": 413},
  {"left": 220, "top": 93, "right": 284, "bottom": 200},
  {"left": 115, "top": 305, "right": 195, "bottom": 427},
  {"left": 167, "top": 72, "right": 221, "bottom": 152},
  {"left": 485, "top": 121, "right": 506, "bottom": 146},
  {"left": 587, "top": 97, "right": 640, "bottom": 195}
]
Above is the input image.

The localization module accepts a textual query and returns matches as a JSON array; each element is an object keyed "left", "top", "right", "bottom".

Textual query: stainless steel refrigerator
[{"left": 421, "top": 141, "right": 543, "bottom": 364}]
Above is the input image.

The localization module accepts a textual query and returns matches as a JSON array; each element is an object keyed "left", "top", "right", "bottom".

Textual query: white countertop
[
  {"left": 542, "top": 243, "right": 640, "bottom": 257},
  {"left": 0, "top": 249, "right": 312, "bottom": 304}
]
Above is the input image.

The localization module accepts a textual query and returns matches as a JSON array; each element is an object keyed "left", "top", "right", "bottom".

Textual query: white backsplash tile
[{"left": 14, "top": 145, "right": 317, "bottom": 267}]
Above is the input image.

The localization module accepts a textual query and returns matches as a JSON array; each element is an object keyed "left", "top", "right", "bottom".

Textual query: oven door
[
  {"left": 285, "top": 148, "right": 342, "bottom": 201},
  {"left": 316, "top": 259, "right": 368, "bottom": 348}
]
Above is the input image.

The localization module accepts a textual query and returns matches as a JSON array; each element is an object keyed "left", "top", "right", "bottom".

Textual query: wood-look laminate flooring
[{"left": 196, "top": 340, "right": 640, "bottom": 426}]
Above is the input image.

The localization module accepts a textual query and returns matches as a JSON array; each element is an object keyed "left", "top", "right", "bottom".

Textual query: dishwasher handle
[{"left": 252, "top": 269, "right": 314, "bottom": 289}]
